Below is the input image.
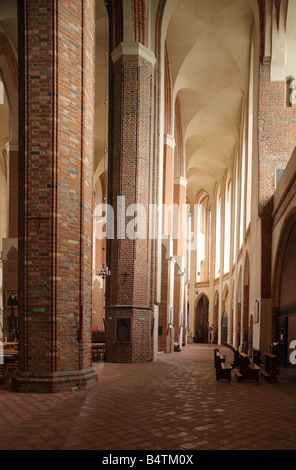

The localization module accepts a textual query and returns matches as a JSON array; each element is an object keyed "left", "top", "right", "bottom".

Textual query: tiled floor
[{"left": 1, "top": 343, "right": 296, "bottom": 451}]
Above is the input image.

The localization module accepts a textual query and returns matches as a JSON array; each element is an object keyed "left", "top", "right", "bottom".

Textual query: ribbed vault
[{"left": 165, "top": 0, "right": 257, "bottom": 202}]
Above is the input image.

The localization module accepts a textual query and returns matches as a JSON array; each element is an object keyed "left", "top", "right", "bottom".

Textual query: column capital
[
  {"left": 174, "top": 255, "right": 185, "bottom": 275},
  {"left": 164, "top": 134, "right": 175, "bottom": 148},
  {"left": 162, "top": 235, "right": 173, "bottom": 260},
  {"left": 174, "top": 176, "right": 187, "bottom": 187},
  {"left": 5, "top": 141, "right": 18, "bottom": 153},
  {"left": 111, "top": 42, "right": 156, "bottom": 66}
]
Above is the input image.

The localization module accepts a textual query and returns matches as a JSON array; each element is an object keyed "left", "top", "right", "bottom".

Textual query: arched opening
[
  {"left": 196, "top": 191, "right": 211, "bottom": 283},
  {"left": 221, "top": 311, "right": 228, "bottom": 346},
  {"left": 274, "top": 216, "right": 296, "bottom": 366},
  {"left": 236, "top": 269, "right": 242, "bottom": 348},
  {"left": 0, "top": 28, "right": 18, "bottom": 343},
  {"left": 91, "top": 0, "right": 110, "bottom": 347},
  {"left": 194, "top": 294, "right": 209, "bottom": 343},
  {"left": 215, "top": 187, "right": 221, "bottom": 279},
  {"left": 213, "top": 291, "right": 219, "bottom": 344},
  {"left": 221, "top": 286, "right": 229, "bottom": 345},
  {"left": 243, "top": 254, "right": 250, "bottom": 353},
  {"left": 224, "top": 174, "right": 232, "bottom": 274},
  {"left": 249, "top": 314, "right": 254, "bottom": 357},
  {"left": 230, "top": 282, "right": 235, "bottom": 346},
  {"left": 2, "top": 246, "right": 18, "bottom": 342}
]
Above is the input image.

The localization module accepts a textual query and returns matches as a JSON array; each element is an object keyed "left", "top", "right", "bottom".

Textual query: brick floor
[{"left": 1, "top": 343, "right": 296, "bottom": 451}]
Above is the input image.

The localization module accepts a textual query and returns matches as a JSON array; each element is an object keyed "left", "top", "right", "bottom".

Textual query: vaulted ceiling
[{"left": 165, "top": 0, "right": 258, "bottom": 203}]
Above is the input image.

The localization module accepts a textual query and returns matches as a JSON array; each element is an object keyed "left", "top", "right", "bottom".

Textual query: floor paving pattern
[{"left": 1, "top": 344, "right": 296, "bottom": 451}]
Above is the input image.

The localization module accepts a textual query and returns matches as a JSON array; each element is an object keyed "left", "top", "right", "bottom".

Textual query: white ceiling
[{"left": 166, "top": 0, "right": 256, "bottom": 202}]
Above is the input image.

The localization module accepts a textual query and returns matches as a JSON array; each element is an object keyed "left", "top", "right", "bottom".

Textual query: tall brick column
[
  {"left": 158, "top": 134, "right": 175, "bottom": 353},
  {"left": 173, "top": 177, "right": 187, "bottom": 349},
  {"left": 105, "top": 42, "right": 156, "bottom": 363},
  {"left": 13, "top": 0, "right": 97, "bottom": 392}
]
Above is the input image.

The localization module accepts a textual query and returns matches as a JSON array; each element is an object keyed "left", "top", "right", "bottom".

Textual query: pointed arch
[
  {"left": 213, "top": 290, "right": 219, "bottom": 344},
  {"left": 196, "top": 190, "right": 211, "bottom": 282},
  {"left": 243, "top": 252, "right": 250, "bottom": 353},
  {"left": 236, "top": 267, "right": 243, "bottom": 347},
  {"left": 195, "top": 292, "right": 209, "bottom": 343},
  {"left": 224, "top": 171, "right": 232, "bottom": 274},
  {"left": 215, "top": 184, "right": 222, "bottom": 279}
]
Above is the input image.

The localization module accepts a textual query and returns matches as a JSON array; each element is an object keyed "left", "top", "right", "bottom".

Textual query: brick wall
[
  {"left": 258, "top": 58, "right": 296, "bottom": 298},
  {"left": 15, "top": 0, "right": 97, "bottom": 392}
]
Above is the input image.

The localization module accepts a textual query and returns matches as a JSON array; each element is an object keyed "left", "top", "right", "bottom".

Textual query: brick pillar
[
  {"left": 173, "top": 177, "right": 187, "bottom": 348},
  {"left": 105, "top": 42, "right": 156, "bottom": 363},
  {"left": 158, "top": 240, "right": 174, "bottom": 353},
  {"left": 163, "top": 135, "right": 175, "bottom": 236},
  {"left": 158, "top": 134, "right": 175, "bottom": 353},
  {"left": 173, "top": 177, "right": 187, "bottom": 257},
  {"left": 13, "top": 0, "right": 97, "bottom": 392}
]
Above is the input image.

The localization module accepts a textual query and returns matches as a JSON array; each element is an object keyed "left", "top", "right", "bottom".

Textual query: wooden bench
[
  {"left": 231, "top": 347, "right": 240, "bottom": 368},
  {"left": 253, "top": 348, "right": 261, "bottom": 366},
  {"left": 261, "top": 353, "right": 279, "bottom": 383},
  {"left": 216, "top": 358, "right": 232, "bottom": 381},
  {"left": 214, "top": 348, "right": 225, "bottom": 368},
  {"left": 214, "top": 348, "right": 232, "bottom": 381},
  {"left": 223, "top": 343, "right": 240, "bottom": 368},
  {"left": 234, "top": 352, "right": 261, "bottom": 382}
]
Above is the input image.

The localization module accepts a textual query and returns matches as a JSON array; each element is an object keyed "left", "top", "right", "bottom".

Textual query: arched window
[
  {"left": 240, "top": 127, "right": 246, "bottom": 248},
  {"left": 224, "top": 174, "right": 232, "bottom": 274},
  {"left": 215, "top": 186, "right": 221, "bottom": 278},
  {"left": 196, "top": 192, "right": 210, "bottom": 282},
  {"left": 246, "top": 45, "right": 254, "bottom": 227}
]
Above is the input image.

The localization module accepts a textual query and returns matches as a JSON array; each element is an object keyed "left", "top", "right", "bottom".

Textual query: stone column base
[{"left": 11, "top": 367, "right": 98, "bottom": 393}]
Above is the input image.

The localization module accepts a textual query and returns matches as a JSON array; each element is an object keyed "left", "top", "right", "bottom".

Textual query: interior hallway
[{"left": 0, "top": 343, "right": 296, "bottom": 451}]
